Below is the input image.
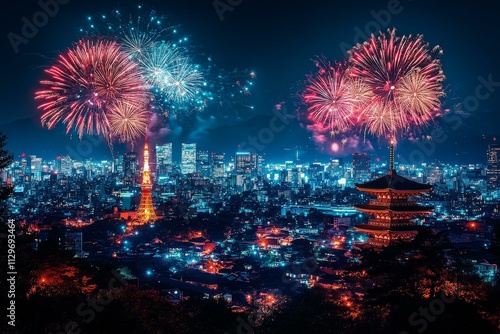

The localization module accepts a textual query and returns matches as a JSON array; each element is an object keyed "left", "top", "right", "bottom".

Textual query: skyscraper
[
  {"left": 60, "top": 156, "right": 72, "bottom": 176},
  {"left": 487, "top": 144, "right": 500, "bottom": 192},
  {"left": 31, "top": 156, "right": 42, "bottom": 181},
  {"left": 352, "top": 153, "right": 371, "bottom": 181},
  {"left": 235, "top": 152, "right": 257, "bottom": 187},
  {"left": 155, "top": 143, "right": 173, "bottom": 177},
  {"left": 115, "top": 154, "right": 124, "bottom": 175},
  {"left": 235, "top": 152, "right": 257, "bottom": 174},
  {"left": 181, "top": 143, "right": 197, "bottom": 174},
  {"left": 124, "top": 152, "right": 138, "bottom": 186},
  {"left": 196, "top": 150, "right": 210, "bottom": 177},
  {"left": 211, "top": 152, "right": 225, "bottom": 178},
  {"left": 22, "top": 154, "right": 31, "bottom": 188}
]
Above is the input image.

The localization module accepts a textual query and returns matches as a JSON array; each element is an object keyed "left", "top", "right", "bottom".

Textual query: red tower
[
  {"left": 354, "top": 141, "right": 433, "bottom": 245},
  {"left": 133, "top": 139, "right": 158, "bottom": 226}
]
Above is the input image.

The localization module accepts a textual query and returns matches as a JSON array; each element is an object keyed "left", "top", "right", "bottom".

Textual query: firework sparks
[
  {"left": 121, "top": 26, "right": 158, "bottom": 59},
  {"left": 395, "top": 70, "right": 444, "bottom": 123},
  {"left": 79, "top": 7, "right": 256, "bottom": 120},
  {"left": 140, "top": 42, "right": 181, "bottom": 88},
  {"left": 108, "top": 101, "right": 150, "bottom": 147},
  {"left": 348, "top": 28, "right": 445, "bottom": 138},
  {"left": 35, "top": 39, "right": 150, "bottom": 139},
  {"left": 163, "top": 58, "right": 204, "bottom": 102},
  {"left": 303, "top": 60, "right": 371, "bottom": 135}
]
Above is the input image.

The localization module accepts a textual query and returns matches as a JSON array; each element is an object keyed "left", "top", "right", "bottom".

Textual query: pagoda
[
  {"left": 132, "top": 138, "right": 158, "bottom": 226},
  {"left": 354, "top": 139, "right": 433, "bottom": 245}
]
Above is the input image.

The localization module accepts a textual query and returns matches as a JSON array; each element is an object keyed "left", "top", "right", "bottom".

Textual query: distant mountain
[
  {"left": 0, "top": 114, "right": 322, "bottom": 162},
  {"left": 0, "top": 116, "right": 115, "bottom": 160},
  {"left": 0, "top": 114, "right": 490, "bottom": 164}
]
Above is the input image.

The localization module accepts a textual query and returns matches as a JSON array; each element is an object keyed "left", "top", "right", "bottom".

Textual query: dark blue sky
[{"left": 1, "top": 0, "right": 499, "bottom": 163}]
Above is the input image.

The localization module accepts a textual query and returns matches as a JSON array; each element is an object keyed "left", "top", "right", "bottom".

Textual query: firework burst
[
  {"left": 35, "top": 39, "right": 150, "bottom": 139},
  {"left": 348, "top": 28, "right": 445, "bottom": 138},
  {"left": 82, "top": 7, "right": 207, "bottom": 116},
  {"left": 303, "top": 60, "right": 372, "bottom": 135},
  {"left": 140, "top": 42, "right": 181, "bottom": 88},
  {"left": 395, "top": 70, "right": 444, "bottom": 123},
  {"left": 163, "top": 58, "right": 204, "bottom": 103},
  {"left": 108, "top": 101, "right": 151, "bottom": 147},
  {"left": 37, "top": 5, "right": 257, "bottom": 147},
  {"left": 79, "top": 6, "right": 257, "bottom": 122}
]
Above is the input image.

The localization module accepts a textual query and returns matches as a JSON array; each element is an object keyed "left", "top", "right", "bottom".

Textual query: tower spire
[
  {"left": 389, "top": 137, "right": 396, "bottom": 174},
  {"left": 132, "top": 138, "right": 157, "bottom": 226}
]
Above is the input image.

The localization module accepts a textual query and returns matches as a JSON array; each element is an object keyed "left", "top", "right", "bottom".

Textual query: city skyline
[{"left": 1, "top": 0, "right": 500, "bottom": 165}]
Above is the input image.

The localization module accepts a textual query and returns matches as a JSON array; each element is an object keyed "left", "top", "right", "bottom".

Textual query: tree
[
  {"left": 257, "top": 287, "right": 356, "bottom": 334},
  {"left": 352, "top": 227, "right": 497, "bottom": 333}
]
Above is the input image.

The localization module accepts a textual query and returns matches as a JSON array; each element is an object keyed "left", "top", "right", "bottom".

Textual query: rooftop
[{"left": 355, "top": 170, "right": 432, "bottom": 192}]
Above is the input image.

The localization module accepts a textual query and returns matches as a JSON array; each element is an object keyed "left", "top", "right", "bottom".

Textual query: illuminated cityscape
[{"left": 1, "top": 0, "right": 500, "bottom": 333}]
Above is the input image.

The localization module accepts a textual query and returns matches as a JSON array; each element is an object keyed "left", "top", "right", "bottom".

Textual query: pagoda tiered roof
[
  {"left": 354, "top": 167, "right": 433, "bottom": 245},
  {"left": 355, "top": 170, "right": 432, "bottom": 193},
  {"left": 354, "top": 204, "right": 433, "bottom": 213}
]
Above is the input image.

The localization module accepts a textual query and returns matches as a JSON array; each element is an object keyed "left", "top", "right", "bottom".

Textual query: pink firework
[
  {"left": 35, "top": 39, "right": 150, "bottom": 139},
  {"left": 303, "top": 60, "right": 372, "bottom": 136},
  {"left": 348, "top": 28, "right": 445, "bottom": 138}
]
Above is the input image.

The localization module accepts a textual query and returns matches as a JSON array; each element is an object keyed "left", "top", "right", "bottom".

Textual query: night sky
[{"left": 1, "top": 0, "right": 499, "bottom": 163}]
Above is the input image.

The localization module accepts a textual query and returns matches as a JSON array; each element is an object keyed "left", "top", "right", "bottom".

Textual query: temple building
[{"left": 354, "top": 141, "right": 433, "bottom": 245}]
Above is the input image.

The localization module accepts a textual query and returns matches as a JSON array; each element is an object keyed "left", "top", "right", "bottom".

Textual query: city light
[{"left": 2, "top": 2, "right": 499, "bottom": 333}]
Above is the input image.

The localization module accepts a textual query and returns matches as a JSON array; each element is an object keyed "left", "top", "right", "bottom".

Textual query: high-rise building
[
  {"left": 257, "top": 154, "right": 265, "bottom": 173},
  {"left": 211, "top": 152, "right": 225, "bottom": 178},
  {"left": 181, "top": 143, "right": 197, "bottom": 174},
  {"left": 235, "top": 152, "right": 257, "bottom": 174},
  {"left": 328, "top": 158, "right": 343, "bottom": 178},
  {"left": 156, "top": 143, "right": 173, "bottom": 177},
  {"left": 115, "top": 154, "right": 124, "bottom": 175},
  {"left": 60, "top": 156, "right": 72, "bottom": 176},
  {"left": 352, "top": 153, "right": 371, "bottom": 181},
  {"left": 123, "top": 152, "right": 138, "bottom": 186},
  {"left": 196, "top": 150, "right": 210, "bottom": 177},
  {"left": 31, "top": 156, "right": 42, "bottom": 181},
  {"left": 235, "top": 152, "right": 257, "bottom": 187},
  {"left": 22, "top": 154, "right": 31, "bottom": 188},
  {"left": 487, "top": 144, "right": 500, "bottom": 192}
]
